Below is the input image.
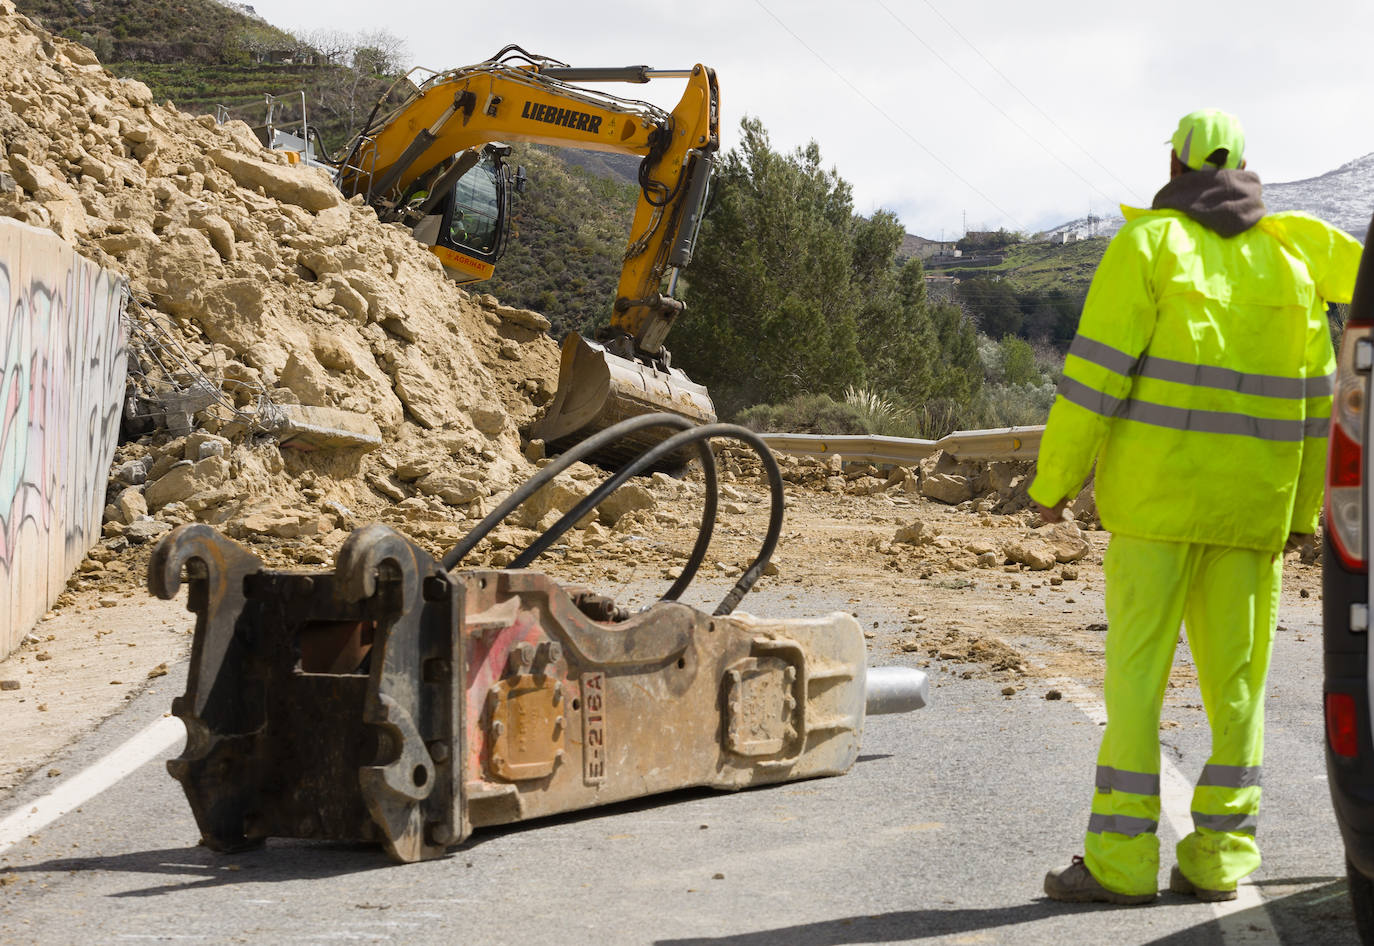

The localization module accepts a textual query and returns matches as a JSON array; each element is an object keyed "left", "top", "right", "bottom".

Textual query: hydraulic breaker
[
  {"left": 150, "top": 523, "right": 926, "bottom": 862},
  {"left": 148, "top": 416, "right": 927, "bottom": 862}
]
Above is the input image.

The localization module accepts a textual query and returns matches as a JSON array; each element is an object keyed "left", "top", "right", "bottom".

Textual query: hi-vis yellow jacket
[{"left": 1028, "top": 206, "right": 1362, "bottom": 552}]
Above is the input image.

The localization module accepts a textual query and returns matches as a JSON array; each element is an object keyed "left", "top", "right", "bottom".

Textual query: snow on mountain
[
  {"left": 1038, "top": 152, "right": 1374, "bottom": 243},
  {"left": 1264, "top": 153, "right": 1374, "bottom": 240}
]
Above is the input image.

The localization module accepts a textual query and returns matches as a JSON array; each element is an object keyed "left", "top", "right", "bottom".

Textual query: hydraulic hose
[
  {"left": 439, "top": 413, "right": 716, "bottom": 578},
  {"left": 512, "top": 423, "right": 784, "bottom": 616}
]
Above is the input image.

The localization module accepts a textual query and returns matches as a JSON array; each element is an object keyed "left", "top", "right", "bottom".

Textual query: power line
[
  {"left": 753, "top": 0, "right": 1025, "bottom": 232},
  {"left": 872, "top": 0, "right": 1130, "bottom": 208},
  {"left": 900, "top": 0, "right": 1145, "bottom": 202}
]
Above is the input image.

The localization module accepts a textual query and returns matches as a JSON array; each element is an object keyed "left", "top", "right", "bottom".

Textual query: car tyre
[{"left": 1349, "top": 858, "right": 1374, "bottom": 945}]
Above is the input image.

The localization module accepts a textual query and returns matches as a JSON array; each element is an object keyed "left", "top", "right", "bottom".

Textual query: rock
[
  {"left": 184, "top": 433, "right": 229, "bottom": 461},
  {"left": 470, "top": 405, "right": 506, "bottom": 435},
  {"left": 144, "top": 456, "right": 229, "bottom": 509},
  {"left": 115, "top": 486, "right": 148, "bottom": 523},
  {"left": 190, "top": 211, "right": 235, "bottom": 261},
  {"left": 519, "top": 478, "right": 594, "bottom": 529},
  {"left": 496, "top": 305, "right": 552, "bottom": 331},
  {"left": 112, "top": 459, "right": 149, "bottom": 486},
  {"left": 280, "top": 351, "right": 334, "bottom": 407},
  {"left": 922, "top": 473, "right": 974, "bottom": 505},
  {"left": 124, "top": 519, "right": 173, "bottom": 544},
  {"left": 597, "top": 483, "right": 656, "bottom": 525},
  {"left": 1002, "top": 537, "right": 1057, "bottom": 571},
  {"left": 392, "top": 351, "right": 457, "bottom": 429},
  {"left": 416, "top": 472, "right": 486, "bottom": 507},
  {"left": 208, "top": 148, "right": 344, "bottom": 213},
  {"left": 1036, "top": 520, "right": 1090, "bottom": 563},
  {"left": 8, "top": 152, "right": 60, "bottom": 194},
  {"left": 893, "top": 520, "right": 932, "bottom": 546}
]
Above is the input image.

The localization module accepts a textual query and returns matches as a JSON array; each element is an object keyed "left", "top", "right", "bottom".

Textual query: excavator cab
[{"left": 407, "top": 145, "right": 519, "bottom": 285}]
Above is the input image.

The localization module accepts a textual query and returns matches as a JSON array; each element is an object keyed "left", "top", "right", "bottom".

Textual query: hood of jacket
[{"left": 1149, "top": 168, "right": 1266, "bottom": 237}]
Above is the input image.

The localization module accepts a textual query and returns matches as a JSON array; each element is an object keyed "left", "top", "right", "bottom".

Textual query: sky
[{"left": 240, "top": 0, "right": 1374, "bottom": 240}]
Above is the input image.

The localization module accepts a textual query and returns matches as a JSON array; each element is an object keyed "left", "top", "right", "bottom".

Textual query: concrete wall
[{"left": 1, "top": 218, "right": 127, "bottom": 657}]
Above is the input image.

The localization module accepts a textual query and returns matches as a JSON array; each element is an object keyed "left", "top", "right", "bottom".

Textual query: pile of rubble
[
  {"left": 0, "top": 3, "right": 588, "bottom": 579},
  {"left": 1, "top": 4, "right": 1103, "bottom": 604}
]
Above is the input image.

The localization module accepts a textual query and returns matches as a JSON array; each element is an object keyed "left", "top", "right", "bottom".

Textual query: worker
[{"left": 1033, "top": 108, "right": 1362, "bottom": 905}]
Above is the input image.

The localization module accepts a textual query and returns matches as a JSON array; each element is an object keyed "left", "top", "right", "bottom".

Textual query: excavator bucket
[{"left": 530, "top": 334, "right": 716, "bottom": 468}]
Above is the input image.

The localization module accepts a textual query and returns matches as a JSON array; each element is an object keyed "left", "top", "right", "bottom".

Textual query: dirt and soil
[{"left": 0, "top": 3, "right": 1328, "bottom": 797}]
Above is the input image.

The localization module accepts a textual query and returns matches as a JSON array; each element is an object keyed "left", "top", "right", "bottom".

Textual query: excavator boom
[{"left": 330, "top": 47, "right": 722, "bottom": 465}]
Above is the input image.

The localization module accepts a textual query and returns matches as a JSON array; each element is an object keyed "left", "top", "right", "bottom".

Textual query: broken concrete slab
[{"left": 276, "top": 404, "right": 383, "bottom": 452}]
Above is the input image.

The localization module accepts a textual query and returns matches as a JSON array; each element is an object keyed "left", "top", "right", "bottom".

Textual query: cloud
[{"left": 245, "top": 0, "right": 1374, "bottom": 237}]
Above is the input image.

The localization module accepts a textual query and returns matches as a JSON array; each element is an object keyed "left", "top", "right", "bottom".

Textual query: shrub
[{"left": 737, "top": 393, "right": 873, "bottom": 435}]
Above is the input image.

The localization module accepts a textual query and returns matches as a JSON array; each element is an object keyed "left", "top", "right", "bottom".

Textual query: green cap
[{"left": 1169, "top": 108, "right": 1245, "bottom": 170}]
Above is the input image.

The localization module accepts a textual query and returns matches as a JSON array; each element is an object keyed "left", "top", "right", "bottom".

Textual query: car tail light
[
  {"left": 1326, "top": 326, "right": 1372, "bottom": 571},
  {"left": 1328, "top": 691, "right": 1360, "bottom": 757}
]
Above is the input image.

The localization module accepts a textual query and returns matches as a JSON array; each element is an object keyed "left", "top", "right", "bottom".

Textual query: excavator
[{"left": 249, "top": 46, "right": 720, "bottom": 465}]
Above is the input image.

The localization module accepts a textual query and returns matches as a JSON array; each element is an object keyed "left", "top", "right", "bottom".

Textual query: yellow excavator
[{"left": 257, "top": 46, "right": 720, "bottom": 464}]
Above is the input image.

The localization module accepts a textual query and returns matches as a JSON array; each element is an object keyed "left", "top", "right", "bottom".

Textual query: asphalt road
[{"left": 0, "top": 584, "right": 1359, "bottom": 945}]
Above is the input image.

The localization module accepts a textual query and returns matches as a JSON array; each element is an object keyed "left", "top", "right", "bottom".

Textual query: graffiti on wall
[{"left": 0, "top": 219, "right": 127, "bottom": 647}]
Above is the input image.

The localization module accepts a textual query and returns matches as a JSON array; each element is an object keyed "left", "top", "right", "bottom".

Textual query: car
[{"left": 1324, "top": 221, "right": 1374, "bottom": 944}]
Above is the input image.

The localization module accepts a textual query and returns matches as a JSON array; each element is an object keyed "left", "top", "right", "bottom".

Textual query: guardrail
[{"left": 757, "top": 426, "right": 1044, "bottom": 466}]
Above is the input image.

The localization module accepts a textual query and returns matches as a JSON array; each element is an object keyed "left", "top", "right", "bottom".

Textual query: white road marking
[
  {"left": 1053, "top": 679, "right": 1281, "bottom": 945},
  {"left": 0, "top": 715, "right": 184, "bottom": 855}
]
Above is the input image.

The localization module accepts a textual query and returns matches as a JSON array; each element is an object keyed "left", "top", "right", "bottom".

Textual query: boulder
[
  {"left": 208, "top": 148, "right": 344, "bottom": 213},
  {"left": 597, "top": 483, "right": 656, "bottom": 526},
  {"left": 922, "top": 472, "right": 973, "bottom": 505},
  {"left": 144, "top": 456, "right": 230, "bottom": 509}
]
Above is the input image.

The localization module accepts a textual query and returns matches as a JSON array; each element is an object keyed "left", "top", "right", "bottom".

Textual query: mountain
[
  {"left": 1265, "top": 154, "right": 1374, "bottom": 239},
  {"left": 1037, "top": 152, "right": 1374, "bottom": 243}
]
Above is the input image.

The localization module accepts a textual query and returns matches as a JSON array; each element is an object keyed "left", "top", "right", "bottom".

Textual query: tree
[
  {"left": 675, "top": 118, "right": 863, "bottom": 416},
  {"left": 997, "top": 335, "right": 1039, "bottom": 385},
  {"left": 849, "top": 214, "right": 939, "bottom": 404},
  {"left": 955, "top": 276, "right": 1023, "bottom": 339}
]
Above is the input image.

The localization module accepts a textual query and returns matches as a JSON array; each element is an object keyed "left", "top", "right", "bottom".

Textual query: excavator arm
[
  {"left": 336, "top": 50, "right": 718, "bottom": 362},
  {"left": 328, "top": 47, "right": 721, "bottom": 466}
]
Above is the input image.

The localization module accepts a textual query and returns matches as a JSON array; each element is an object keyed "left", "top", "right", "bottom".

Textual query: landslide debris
[
  {"left": 0, "top": 2, "right": 573, "bottom": 581},
  {"left": 0, "top": 4, "right": 1110, "bottom": 693}
]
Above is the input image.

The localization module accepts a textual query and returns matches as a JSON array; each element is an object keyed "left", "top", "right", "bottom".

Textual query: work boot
[
  {"left": 1044, "top": 855, "right": 1157, "bottom": 905},
  {"left": 1169, "top": 865, "right": 1238, "bottom": 902}
]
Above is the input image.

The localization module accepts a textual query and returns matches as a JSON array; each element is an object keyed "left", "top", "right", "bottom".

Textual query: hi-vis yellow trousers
[{"left": 1085, "top": 534, "right": 1281, "bottom": 896}]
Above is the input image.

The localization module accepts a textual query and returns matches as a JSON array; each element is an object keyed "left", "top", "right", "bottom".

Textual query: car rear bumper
[{"left": 1324, "top": 531, "right": 1374, "bottom": 876}]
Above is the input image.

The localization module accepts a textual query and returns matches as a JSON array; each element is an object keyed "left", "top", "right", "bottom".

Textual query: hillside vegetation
[
  {"left": 13, "top": 0, "right": 398, "bottom": 149},
  {"left": 937, "top": 238, "right": 1108, "bottom": 293},
  {"left": 485, "top": 144, "right": 639, "bottom": 340}
]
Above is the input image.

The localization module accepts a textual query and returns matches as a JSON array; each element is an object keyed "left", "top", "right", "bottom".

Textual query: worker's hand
[
  {"left": 1033, "top": 499, "right": 1068, "bottom": 525},
  {"left": 1283, "top": 532, "right": 1314, "bottom": 555}
]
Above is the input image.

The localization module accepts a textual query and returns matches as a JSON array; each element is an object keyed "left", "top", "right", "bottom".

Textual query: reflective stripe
[
  {"left": 1120, "top": 400, "right": 1307, "bottom": 442},
  {"left": 1058, "top": 376, "right": 1124, "bottom": 416},
  {"left": 1192, "top": 811, "right": 1258, "bottom": 835},
  {"left": 1088, "top": 812, "right": 1158, "bottom": 837},
  {"left": 1068, "top": 336, "right": 1334, "bottom": 401},
  {"left": 1095, "top": 765, "right": 1161, "bottom": 796},
  {"left": 1198, "top": 764, "right": 1261, "bottom": 790},
  {"left": 1137, "top": 355, "right": 1315, "bottom": 400},
  {"left": 1060, "top": 376, "right": 1310, "bottom": 443},
  {"left": 1070, "top": 335, "right": 1138, "bottom": 376}
]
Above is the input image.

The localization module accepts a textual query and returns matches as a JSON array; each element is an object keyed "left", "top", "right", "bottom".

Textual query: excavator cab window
[
  {"left": 438, "top": 147, "right": 510, "bottom": 263},
  {"left": 447, "top": 160, "right": 500, "bottom": 254}
]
